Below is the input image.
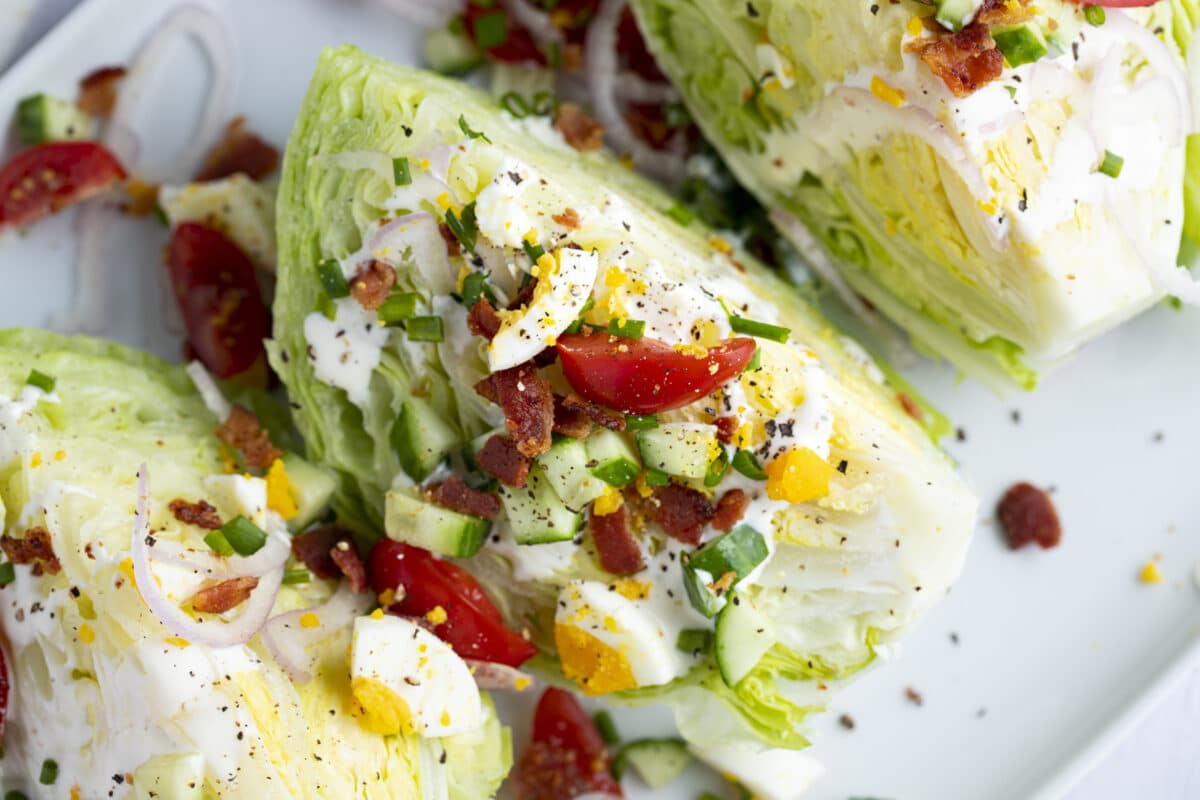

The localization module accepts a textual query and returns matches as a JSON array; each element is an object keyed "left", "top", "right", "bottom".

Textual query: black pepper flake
[
  {"left": 1018, "top": 189, "right": 1028, "bottom": 212},
  {"left": 1010, "top": 409, "right": 1021, "bottom": 424},
  {"left": 836, "top": 459, "right": 848, "bottom": 474},
  {"left": 949, "top": 632, "right": 960, "bottom": 645},
  {"left": 870, "top": 3, "right": 879, "bottom": 13},
  {"left": 955, "top": 427, "right": 967, "bottom": 443}
]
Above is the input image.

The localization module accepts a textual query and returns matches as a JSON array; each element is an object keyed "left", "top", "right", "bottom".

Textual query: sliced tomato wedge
[
  {"left": 511, "top": 687, "right": 623, "bottom": 800},
  {"left": 367, "top": 539, "right": 538, "bottom": 668},
  {"left": 165, "top": 223, "right": 269, "bottom": 379},
  {"left": 556, "top": 331, "right": 757, "bottom": 415},
  {"left": 0, "top": 141, "right": 126, "bottom": 231}
]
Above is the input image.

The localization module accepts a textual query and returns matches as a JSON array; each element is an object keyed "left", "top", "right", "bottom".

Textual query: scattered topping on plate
[{"left": 996, "top": 482, "right": 1061, "bottom": 550}]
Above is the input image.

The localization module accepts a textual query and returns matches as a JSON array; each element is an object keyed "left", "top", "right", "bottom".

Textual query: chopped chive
[
  {"left": 407, "top": 316, "right": 445, "bottom": 342},
  {"left": 746, "top": 345, "right": 762, "bottom": 371},
  {"left": 675, "top": 628, "right": 713, "bottom": 654},
  {"left": 448, "top": 14, "right": 467, "bottom": 34},
  {"left": 458, "top": 114, "right": 492, "bottom": 143},
  {"left": 643, "top": 466, "right": 670, "bottom": 486},
  {"left": 579, "top": 296, "right": 595, "bottom": 314},
  {"left": 378, "top": 292, "right": 421, "bottom": 326},
  {"left": 731, "top": 449, "right": 767, "bottom": 481},
  {"left": 6, "top": 791, "right": 30, "bottom": 800},
  {"left": 704, "top": 447, "right": 730, "bottom": 488},
  {"left": 0, "top": 563, "right": 14, "bottom": 586},
  {"left": 663, "top": 102, "right": 691, "bottom": 129},
  {"left": 593, "top": 458, "right": 640, "bottom": 488},
  {"left": 564, "top": 298, "right": 596, "bottom": 335},
  {"left": 500, "top": 92, "right": 531, "bottom": 118},
  {"left": 220, "top": 516, "right": 267, "bottom": 556},
  {"left": 461, "top": 272, "right": 494, "bottom": 308},
  {"left": 39, "top": 758, "right": 58, "bottom": 785},
  {"left": 317, "top": 258, "right": 350, "bottom": 298},
  {"left": 1083, "top": 4, "right": 1105, "bottom": 25},
  {"left": 393, "top": 156, "right": 412, "bottom": 186},
  {"left": 522, "top": 238, "right": 546, "bottom": 263},
  {"left": 282, "top": 568, "right": 312, "bottom": 585},
  {"left": 1005, "top": 85, "right": 1017, "bottom": 99},
  {"left": 565, "top": 317, "right": 585, "bottom": 335},
  {"left": 472, "top": 11, "right": 509, "bottom": 50},
  {"left": 153, "top": 203, "right": 170, "bottom": 227},
  {"left": 204, "top": 530, "right": 235, "bottom": 557},
  {"left": 624, "top": 414, "right": 658, "bottom": 431},
  {"left": 592, "top": 710, "right": 620, "bottom": 746},
  {"left": 314, "top": 291, "right": 337, "bottom": 321},
  {"left": 666, "top": 203, "right": 694, "bottom": 226},
  {"left": 531, "top": 90, "right": 558, "bottom": 116},
  {"left": 543, "top": 41, "right": 563, "bottom": 68},
  {"left": 607, "top": 318, "right": 646, "bottom": 339},
  {"left": 729, "top": 316, "right": 790, "bottom": 343},
  {"left": 25, "top": 369, "right": 55, "bottom": 393},
  {"left": 1098, "top": 150, "right": 1124, "bottom": 179},
  {"left": 444, "top": 202, "right": 479, "bottom": 252}
]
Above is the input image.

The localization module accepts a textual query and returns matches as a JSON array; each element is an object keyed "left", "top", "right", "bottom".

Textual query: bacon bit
[
  {"left": 707, "top": 570, "right": 737, "bottom": 594},
  {"left": 996, "top": 482, "right": 1061, "bottom": 550},
  {"left": 195, "top": 117, "right": 280, "bottom": 182},
  {"left": 904, "top": 686, "right": 924, "bottom": 706},
  {"left": 122, "top": 177, "right": 158, "bottom": 217},
  {"left": 907, "top": 22, "right": 1003, "bottom": 98},
  {"left": 552, "top": 394, "right": 594, "bottom": 440},
  {"left": 330, "top": 540, "right": 369, "bottom": 593},
  {"left": 508, "top": 278, "right": 538, "bottom": 312},
  {"left": 77, "top": 66, "right": 127, "bottom": 117},
  {"left": 350, "top": 259, "right": 397, "bottom": 311},
  {"left": 438, "top": 223, "right": 463, "bottom": 257},
  {"left": 713, "top": 416, "right": 739, "bottom": 445},
  {"left": 0, "top": 527, "right": 61, "bottom": 576},
  {"left": 562, "top": 43, "right": 584, "bottom": 72},
  {"left": 555, "top": 103, "right": 605, "bottom": 152},
  {"left": 711, "top": 489, "right": 750, "bottom": 532},
  {"left": 427, "top": 474, "right": 501, "bottom": 520},
  {"left": 589, "top": 503, "right": 644, "bottom": 575},
  {"left": 839, "top": 714, "right": 856, "bottom": 730},
  {"left": 897, "top": 392, "right": 922, "bottom": 421},
  {"left": 214, "top": 405, "right": 282, "bottom": 469},
  {"left": 475, "top": 363, "right": 555, "bottom": 458},
  {"left": 976, "top": 0, "right": 1032, "bottom": 26},
  {"left": 647, "top": 484, "right": 714, "bottom": 546},
  {"left": 168, "top": 498, "right": 222, "bottom": 530},
  {"left": 468, "top": 299, "right": 503, "bottom": 340},
  {"left": 191, "top": 576, "right": 259, "bottom": 614},
  {"left": 561, "top": 393, "right": 625, "bottom": 432},
  {"left": 291, "top": 525, "right": 355, "bottom": 579},
  {"left": 552, "top": 208, "right": 581, "bottom": 229},
  {"left": 475, "top": 434, "right": 532, "bottom": 488}
]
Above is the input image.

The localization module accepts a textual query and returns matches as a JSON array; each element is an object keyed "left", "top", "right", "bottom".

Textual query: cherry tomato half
[
  {"left": 165, "top": 223, "right": 269, "bottom": 379},
  {"left": 1070, "top": 1, "right": 1157, "bottom": 6},
  {"left": 367, "top": 539, "right": 538, "bottom": 668},
  {"left": 556, "top": 331, "right": 757, "bottom": 415},
  {"left": 510, "top": 687, "right": 623, "bottom": 800},
  {"left": 0, "top": 141, "right": 126, "bottom": 231}
]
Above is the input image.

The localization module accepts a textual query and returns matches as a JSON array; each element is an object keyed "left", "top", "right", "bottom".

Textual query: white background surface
[{"left": 1, "top": 1, "right": 1198, "bottom": 798}]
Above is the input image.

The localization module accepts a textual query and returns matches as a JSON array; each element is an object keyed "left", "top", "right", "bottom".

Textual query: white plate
[{"left": 1, "top": 1, "right": 1198, "bottom": 798}]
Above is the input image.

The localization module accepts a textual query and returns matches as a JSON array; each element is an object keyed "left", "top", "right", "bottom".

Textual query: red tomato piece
[
  {"left": 617, "top": 6, "right": 667, "bottom": 82},
  {"left": 1069, "top": 1, "right": 1156, "bottom": 5},
  {"left": 367, "top": 539, "right": 538, "bottom": 668},
  {"left": 511, "top": 688, "right": 623, "bottom": 800},
  {"left": 0, "top": 141, "right": 126, "bottom": 231},
  {"left": 165, "top": 223, "right": 269, "bottom": 379},
  {"left": 556, "top": 332, "right": 757, "bottom": 415},
  {"left": 0, "top": 645, "right": 8, "bottom": 747}
]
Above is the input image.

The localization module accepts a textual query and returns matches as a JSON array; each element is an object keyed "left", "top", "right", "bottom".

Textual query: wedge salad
[
  {"left": 627, "top": 0, "right": 1200, "bottom": 388},
  {"left": 269, "top": 45, "right": 978, "bottom": 787}
]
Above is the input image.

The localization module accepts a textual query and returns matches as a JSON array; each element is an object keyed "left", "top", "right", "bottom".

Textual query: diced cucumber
[
  {"left": 636, "top": 423, "right": 719, "bottom": 480},
  {"left": 499, "top": 466, "right": 584, "bottom": 544},
  {"left": 133, "top": 753, "right": 206, "bottom": 800},
  {"left": 425, "top": 27, "right": 485, "bottom": 76},
  {"left": 391, "top": 397, "right": 461, "bottom": 482},
  {"left": 992, "top": 23, "right": 1048, "bottom": 67},
  {"left": 715, "top": 592, "right": 775, "bottom": 687},
  {"left": 385, "top": 486, "right": 491, "bottom": 558},
  {"left": 15, "top": 93, "right": 90, "bottom": 145},
  {"left": 688, "top": 525, "right": 768, "bottom": 584},
  {"left": 934, "top": 0, "right": 983, "bottom": 32},
  {"left": 613, "top": 738, "right": 691, "bottom": 789},
  {"left": 539, "top": 437, "right": 610, "bottom": 510},
  {"left": 281, "top": 451, "right": 337, "bottom": 532},
  {"left": 586, "top": 429, "right": 641, "bottom": 488},
  {"left": 681, "top": 556, "right": 720, "bottom": 618}
]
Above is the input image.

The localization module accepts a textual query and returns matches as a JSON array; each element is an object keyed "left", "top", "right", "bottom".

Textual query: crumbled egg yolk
[
  {"left": 165, "top": 637, "right": 191, "bottom": 648},
  {"left": 299, "top": 612, "right": 320, "bottom": 629},
  {"left": 612, "top": 579, "right": 650, "bottom": 601},
  {"left": 870, "top": 75, "right": 906, "bottom": 108},
  {"left": 593, "top": 486, "right": 624, "bottom": 516},
  {"left": 555, "top": 622, "right": 638, "bottom": 696},
  {"left": 425, "top": 605, "right": 449, "bottom": 625},
  {"left": 351, "top": 676, "right": 415, "bottom": 736},
  {"left": 118, "top": 558, "right": 138, "bottom": 589},
  {"left": 1139, "top": 561, "right": 1163, "bottom": 584},
  {"left": 78, "top": 623, "right": 95, "bottom": 644},
  {"left": 265, "top": 458, "right": 298, "bottom": 520},
  {"left": 906, "top": 15, "right": 925, "bottom": 36},
  {"left": 765, "top": 447, "right": 834, "bottom": 504}
]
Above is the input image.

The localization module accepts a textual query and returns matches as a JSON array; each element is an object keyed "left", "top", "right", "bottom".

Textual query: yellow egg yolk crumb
[
  {"left": 351, "top": 676, "right": 414, "bottom": 736},
  {"left": 765, "top": 447, "right": 834, "bottom": 504},
  {"left": 593, "top": 486, "right": 624, "bottom": 516},
  {"left": 555, "top": 623, "right": 637, "bottom": 696},
  {"left": 265, "top": 458, "right": 298, "bottom": 520},
  {"left": 1139, "top": 561, "right": 1163, "bottom": 584}
]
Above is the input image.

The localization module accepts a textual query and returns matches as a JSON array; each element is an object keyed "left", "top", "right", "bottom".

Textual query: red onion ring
[
  {"left": 465, "top": 659, "right": 536, "bottom": 692},
  {"left": 502, "top": 0, "right": 565, "bottom": 47}
]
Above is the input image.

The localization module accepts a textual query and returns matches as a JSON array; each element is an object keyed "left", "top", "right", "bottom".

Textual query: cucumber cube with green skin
[
  {"left": 499, "top": 466, "right": 584, "bottom": 544},
  {"left": 715, "top": 592, "right": 776, "bottom": 687},
  {"left": 993, "top": 23, "right": 1049, "bottom": 68},
  {"left": 391, "top": 397, "right": 461, "bottom": 482},
  {"left": 688, "top": 525, "right": 769, "bottom": 584},
  {"left": 281, "top": 451, "right": 339, "bottom": 532},
  {"left": 636, "top": 422, "right": 719, "bottom": 480},
  {"left": 132, "top": 753, "right": 207, "bottom": 800},
  {"left": 385, "top": 486, "right": 491, "bottom": 558},
  {"left": 15, "top": 94, "right": 90, "bottom": 145},
  {"left": 586, "top": 429, "right": 641, "bottom": 488},
  {"left": 539, "top": 437, "right": 610, "bottom": 509},
  {"left": 613, "top": 739, "right": 692, "bottom": 789},
  {"left": 934, "top": 0, "right": 984, "bottom": 32}
]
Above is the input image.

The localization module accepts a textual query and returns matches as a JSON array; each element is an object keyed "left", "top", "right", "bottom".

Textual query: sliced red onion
[
  {"left": 185, "top": 360, "right": 231, "bottom": 421},
  {"left": 261, "top": 582, "right": 372, "bottom": 683},
  {"left": 613, "top": 72, "right": 678, "bottom": 105},
  {"left": 368, "top": 212, "right": 458, "bottom": 295},
  {"left": 132, "top": 465, "right": 282, "bottom": 648},
  {"left": 425, "top": 144, "right": 456, "bottom": 184},
  {"left": 502, "top": 0, "right": 565, "bottom": 47},
  {"left": 585, "top": 0, "right": 686, "bottom": 186},
  {"left": 465, "top": 659, "right": 536, "bottom": 692},
  {"left": 145, "top": 529, "right": 291, "bottom": 579}
]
